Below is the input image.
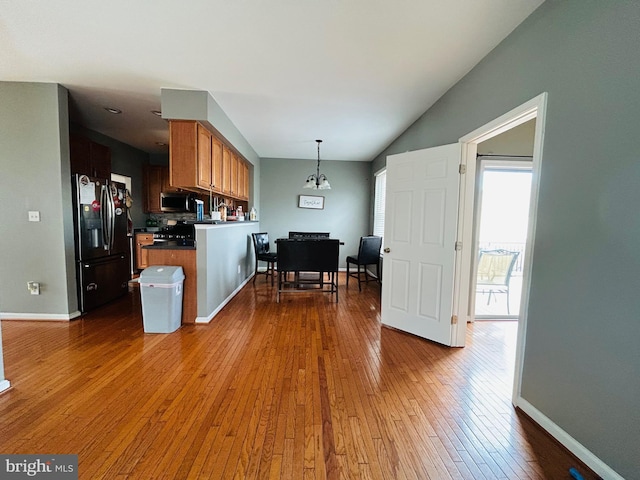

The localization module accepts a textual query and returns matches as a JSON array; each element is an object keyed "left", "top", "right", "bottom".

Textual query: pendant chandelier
[{"left": 303, "top": 139, "right": 331, "bottom": 190}]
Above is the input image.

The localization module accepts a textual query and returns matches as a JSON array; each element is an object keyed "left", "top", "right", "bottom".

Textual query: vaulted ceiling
[{"left": 1, "top": 0, "right": 544, "bottom": 161}]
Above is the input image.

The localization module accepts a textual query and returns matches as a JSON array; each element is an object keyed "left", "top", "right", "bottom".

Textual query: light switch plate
[{"left": 28, "top": 211, "right": 40, "bottom": 222}]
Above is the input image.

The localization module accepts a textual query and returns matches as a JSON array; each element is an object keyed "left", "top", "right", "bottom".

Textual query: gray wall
[
  {"left": 0, "top": 82, "right": 77, "bottom": 317},
  {"left": 371, "top": 2, "right": 640, "bottom": 477},
  {"left": 196, "top": 223, "right": 259, "bottom": 319},
  {"left": 260, "top": 158, "right": 371, "bottom": 267}
]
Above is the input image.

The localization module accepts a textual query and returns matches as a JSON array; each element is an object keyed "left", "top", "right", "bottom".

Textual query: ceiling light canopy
[{"left": 303, "top": 140, "right": 331, "bottom": 190}]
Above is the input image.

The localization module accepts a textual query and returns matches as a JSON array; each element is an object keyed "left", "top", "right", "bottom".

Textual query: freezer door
[{"left": 78, "top": 254, "right": 129, "bottom": 312}]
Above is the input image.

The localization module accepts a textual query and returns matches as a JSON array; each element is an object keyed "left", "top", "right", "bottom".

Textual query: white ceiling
[{"left": 1, "top": 0, "right": 543, "bottom": 162}]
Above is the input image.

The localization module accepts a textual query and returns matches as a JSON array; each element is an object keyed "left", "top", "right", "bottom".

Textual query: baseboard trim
[
  {"left": 0, "top": 311, "right": 81, "bottom": 321},
  {"left": 0, "top": 379, "right": 11, "bottom": 393},
  {"left": 516, "top": 396, "right": 623, "bottom": 480},
  {"left": 195, "top": 276, "right": 253, "bottom": 324}
]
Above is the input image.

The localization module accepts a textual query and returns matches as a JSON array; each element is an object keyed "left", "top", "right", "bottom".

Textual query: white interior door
[{"left": 381, "top": 143, "right": 461, "bottom": 346}]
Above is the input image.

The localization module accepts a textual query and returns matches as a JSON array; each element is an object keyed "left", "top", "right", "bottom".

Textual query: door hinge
[
  {"left": 455, "top": 241, "right": 462, "bottom": 251},
  {"left": 451, "top": 315, "right": 458, "bottom": 325},
  {"left": 459, "top": 164, "right": 466, "bottom": 174}
]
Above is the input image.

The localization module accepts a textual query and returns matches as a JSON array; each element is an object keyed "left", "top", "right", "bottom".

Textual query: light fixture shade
[{"left": 318, "top": 178, "right": 331, "bottom": 190}]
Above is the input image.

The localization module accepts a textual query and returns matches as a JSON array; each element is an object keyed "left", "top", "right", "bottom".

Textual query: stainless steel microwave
[{"left": 160, "top": 192, "right": 195, "bottom": 213}]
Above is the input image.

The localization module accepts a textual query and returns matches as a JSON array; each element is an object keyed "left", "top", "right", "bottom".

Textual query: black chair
[
  {"left": 252, "top": 232, "right": 277, "bottom": 286},
  {"left": 346, "top": 236, "right": 383, "bottom": 291}
]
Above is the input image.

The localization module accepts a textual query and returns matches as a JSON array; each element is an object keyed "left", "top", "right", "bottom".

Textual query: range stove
[{"left": 153, "top": 222, "right": 196, "bottom": 247}]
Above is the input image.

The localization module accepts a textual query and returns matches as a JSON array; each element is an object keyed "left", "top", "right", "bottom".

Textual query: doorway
[
  {"left": 474, "top": 159, "right": 533, "bottom": 319},
  {"left": 456, "top": 93, "right": 547, "bottom": 403}
]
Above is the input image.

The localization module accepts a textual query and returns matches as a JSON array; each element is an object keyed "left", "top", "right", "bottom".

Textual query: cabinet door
[
  {"left": 91, "top": 142, "right": 111, "bottom": 179},
  {"left": 196, "top": 124, "right": 212, "bottom": 190},
  {"left": 160, "top": 166, "right": 179, "bottom": 193},
  {"left": 135, "top": 233, "right": 154, "bottom": 270},
  {"left": 239, "top": 161, "right": 249, "bottom": 200},
  {"left": 210, "top": 135, "right": 223, "bottom": 193},
  {"left": 222, "top": 145, "right": 232, "bottom": 195},
  {"left": 144, "top": 165, "right": 164, "bottom": 213},
  {"left": 70, "top": 134, "right": 91, "bottom": 175},
  {"left": 230, "top": 152, "right": 239, "bottom": 197},
  {"left": 70, "top": 134, "right": 111, "bottom": 178},
  {"left": 169, "top": 120, "right": 198, "bottom": 189}
]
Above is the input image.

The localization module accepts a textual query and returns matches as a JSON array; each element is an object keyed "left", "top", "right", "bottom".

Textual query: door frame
[
  {"left": 454, "top": 92, "right": 547, "bottom": 403},
  {"left": 472, "top": 158, "right": 533, "bottom": 320}
]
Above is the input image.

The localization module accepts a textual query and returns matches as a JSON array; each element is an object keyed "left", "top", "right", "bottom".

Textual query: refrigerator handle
[
  {"left": 100, "top": 184, "right": 109, "bottom": 249},
  {"left": 109, "top": 184, "right": 116, "bottom": 250}
]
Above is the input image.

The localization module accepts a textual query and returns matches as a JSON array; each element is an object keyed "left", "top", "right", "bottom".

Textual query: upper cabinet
[
  {"left": 169, "top": 120, "right": 249, "bottom": 201},
  {"left": 144, "top": 164, "right": 179, "bottom": 213},
  {"left": 70, "top": 133, "right": 111, "bottom": 179}
]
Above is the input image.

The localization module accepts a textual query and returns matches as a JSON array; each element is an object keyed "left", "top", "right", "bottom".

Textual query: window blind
[{"left": 373, "top": 170, "right": 386, "bottom": 239}]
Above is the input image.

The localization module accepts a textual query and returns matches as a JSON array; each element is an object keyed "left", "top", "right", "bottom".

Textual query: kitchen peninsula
[{"left": 145, "top": 221, "right": 259, "bottom": 325}]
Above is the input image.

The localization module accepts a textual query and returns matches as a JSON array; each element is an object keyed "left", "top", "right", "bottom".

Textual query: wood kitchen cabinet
[
  {"left": 221, "top": 144, "right": 232, "bottom": 195},
  {"left": 210, "top": 135, "right": 223, "bottom": 194},
  {"left": 143, "top": 165, "right": 163, "bottom": 213},
  {"left": 146, "top": 248, "right": 197, "bottom": 324},
  {"left": 70, "top": 133, "right": 111, "bottom": 179},
  {"left": 135, "top": 233, "right": 154, "bottom": 270},
  {"left": 143, "top": 164, "right": 178, "bottom": 213},
  {"left": 196, "top": 124, "right": 212, "bottom": 190},
  {"left": 238, "top": 160, "right": 249, "bottom": 200},
  {"left": 170, "top": 120, "right": 249, "bottom": 201},
  {"left": 170, "top": 121, "right": 222, "bottom": 194}
]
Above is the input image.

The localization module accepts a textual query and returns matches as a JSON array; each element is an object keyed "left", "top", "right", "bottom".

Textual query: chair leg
[
  {"left": 346, "top": 262, "right": 350, "bottom": 287},
  {"left": 253, "top": 257, "right": 258, "bottom": 284},
  {"left": 357, "top": 264, "right": 362, "bottom": 292}
]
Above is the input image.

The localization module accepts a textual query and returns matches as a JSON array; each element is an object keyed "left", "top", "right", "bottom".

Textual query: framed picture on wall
[{"left": 298, "top": 195, "right": 325, "bottom": 210}]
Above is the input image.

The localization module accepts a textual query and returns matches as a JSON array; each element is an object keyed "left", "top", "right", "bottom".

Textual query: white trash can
[{"left": 139, "top": 266, "right": 185, "bottom": 333}]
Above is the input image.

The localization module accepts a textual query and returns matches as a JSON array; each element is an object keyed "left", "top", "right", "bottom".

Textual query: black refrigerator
[{"left": 72, "top": 174, "right": 130, "bottom": 312}]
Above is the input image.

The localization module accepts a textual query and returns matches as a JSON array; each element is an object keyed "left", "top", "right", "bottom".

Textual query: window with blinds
[{"left": 373, "top": 169, "right": 386, "bottom": 239}]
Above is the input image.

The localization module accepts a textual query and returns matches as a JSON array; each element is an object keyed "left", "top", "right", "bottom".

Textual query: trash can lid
[{"left": 140, "top": 265, "right": 185, "bottom": 283}]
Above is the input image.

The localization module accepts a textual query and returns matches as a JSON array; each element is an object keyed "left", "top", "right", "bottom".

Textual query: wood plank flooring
[{"left": 0, "top": 275, "right": 598, "bottom": 479}]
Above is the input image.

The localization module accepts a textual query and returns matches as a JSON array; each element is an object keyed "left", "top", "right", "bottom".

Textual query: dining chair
[
  {"left": 476, "top": 249, "right": 520, "bottom": 314},
  {"left": 346, "top": 236, "right": 383, "bottom": 291},
  {"left": 251, "top": 232, "right": 277, "bottom": 286}
]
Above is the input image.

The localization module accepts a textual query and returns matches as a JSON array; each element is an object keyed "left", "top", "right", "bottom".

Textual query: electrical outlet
[
  {"left": 237, "top": 265, "right": 241, "bottom": 274},
  {"left": 27, "top": 281, "right": 40, "bottom": 295},
  {"left": 28, "top": 211, "right": 40, "bottom": 222}
]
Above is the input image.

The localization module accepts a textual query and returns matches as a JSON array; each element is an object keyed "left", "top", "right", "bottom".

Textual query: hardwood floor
[{"left": 0, "top": 275, "right": 597, "bottom": 479}]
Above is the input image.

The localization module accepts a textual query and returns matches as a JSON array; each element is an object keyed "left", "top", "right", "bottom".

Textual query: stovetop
[{"left": 152, "top": 222, "right": 195, "bottom": 244}]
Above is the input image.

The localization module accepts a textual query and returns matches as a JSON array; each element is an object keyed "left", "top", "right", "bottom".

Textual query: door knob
[{"left": 383, "top": 247, "right": 390, "bottom": 253}]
